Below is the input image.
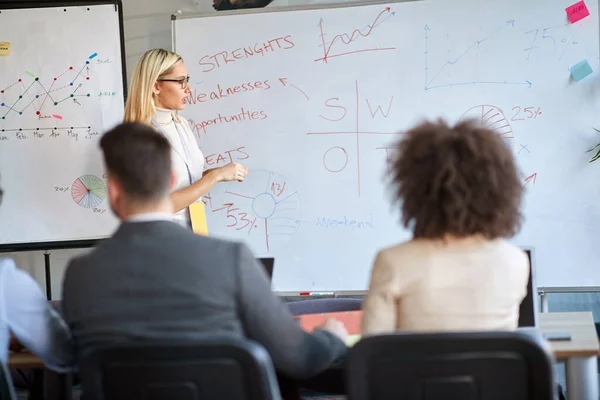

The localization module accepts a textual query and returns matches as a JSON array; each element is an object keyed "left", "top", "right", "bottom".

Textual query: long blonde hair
[{"left": 123, "top": 49, "right": 182, "bottom": 124}]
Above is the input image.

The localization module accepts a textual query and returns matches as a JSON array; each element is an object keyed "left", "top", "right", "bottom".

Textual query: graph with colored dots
[
  {"left": 1, "top": 53, "right": 98, "bottom": 128},
  {"left": 0, "top": 3, "right": 125, "bottom": 248}
]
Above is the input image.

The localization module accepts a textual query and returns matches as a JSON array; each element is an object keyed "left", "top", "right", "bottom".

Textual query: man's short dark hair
[
  {"left": 389, "top": 119, "right": 523, "bottom": 240},
  {"left": 100, "top": 122, "right": 171, "bottom": 202}
]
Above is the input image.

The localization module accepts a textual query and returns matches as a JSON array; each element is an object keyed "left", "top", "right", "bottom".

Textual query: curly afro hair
[{"left": 389, "top": 119, "right": 523, "bottom": 240}]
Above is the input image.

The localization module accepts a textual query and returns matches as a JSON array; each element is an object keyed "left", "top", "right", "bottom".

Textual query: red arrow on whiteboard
[
  {"left": 279, "top": 78, "right": 310, "bottom": 100},
  {"left": 524, "top": 173, "right": 537, "bottom": 186}
]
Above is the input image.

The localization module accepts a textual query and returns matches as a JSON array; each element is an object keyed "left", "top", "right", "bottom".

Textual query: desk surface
[
  {"left": 8, "top": 311, "right": 599, "bottom": 369},
  {"left": 539, "top": 311, "right": 599, "bottom": 358},
  {"left": 8, "top": 351, "right": 45, "bottom": 368}
]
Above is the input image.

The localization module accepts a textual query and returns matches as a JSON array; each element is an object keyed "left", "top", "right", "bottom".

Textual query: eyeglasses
[{"left": 157, "top": 76, "right": 190, "bottom": 89}]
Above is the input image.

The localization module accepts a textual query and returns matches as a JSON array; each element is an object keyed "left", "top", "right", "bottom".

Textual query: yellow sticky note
[
  {"left": 0, "top": 42, "right": 10, "bottom": 56},
  {"left": 190, "top": 201, "right": 208, "bottom": 236}
]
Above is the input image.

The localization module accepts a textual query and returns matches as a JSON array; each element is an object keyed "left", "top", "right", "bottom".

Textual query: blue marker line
[
  {"left": 424, "top": 25, "right": 430, "bottom": 88},
  {"left": 88, "top": 53, "right": 98, "bottom": 60},
  {"left": 426, "top": 80, "right": 532, "bottom": 90},
  {"left": 424, "top": 20, "right": 516, "bottom": 89}
]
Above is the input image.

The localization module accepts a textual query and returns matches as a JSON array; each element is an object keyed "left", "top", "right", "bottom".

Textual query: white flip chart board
[
  {"left": 174, "top": 0, "right": 600, "bottom": 291},
  {"left": 0, "top": 2, "right": 125, "bottom": 250}
]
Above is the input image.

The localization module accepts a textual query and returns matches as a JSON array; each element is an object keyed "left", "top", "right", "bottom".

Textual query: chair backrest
[
  {"left": 0, "top": 361, "right": 17, "bottom": 400},
  {"left": 286, "top": 298, "right": 362, "bottom": 316},
  {"left": 347, "top": 331, "right": 555, "bottom": 400},
  {"left": 79, "top": 337, "right": 282, "bottom": 400},
  {"left": 518, "top": 248, "right": 538, "bottom": 327}
]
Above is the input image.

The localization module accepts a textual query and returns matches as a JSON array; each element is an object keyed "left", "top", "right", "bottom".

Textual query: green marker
[{"left": 25, "top": 71, "right": 35, "bottom": 78}]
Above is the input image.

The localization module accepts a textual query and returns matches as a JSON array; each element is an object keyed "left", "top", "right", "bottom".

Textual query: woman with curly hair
[{"left": 361, "top": 119, "right": 530, "bottom": 334}]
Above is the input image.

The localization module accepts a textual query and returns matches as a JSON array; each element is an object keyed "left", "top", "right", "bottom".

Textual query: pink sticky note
[{"left": 566, "top": 1, "right": 590, "bottom": 23}]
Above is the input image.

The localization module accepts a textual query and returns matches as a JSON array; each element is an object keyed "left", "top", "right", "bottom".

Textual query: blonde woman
[{"left": 124, "top": 48, "right": 247, "bottom": 228}]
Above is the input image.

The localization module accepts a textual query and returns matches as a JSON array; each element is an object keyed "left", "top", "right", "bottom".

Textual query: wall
[{"left": 121, "top": 0, "right": 213, "bottom": 83}]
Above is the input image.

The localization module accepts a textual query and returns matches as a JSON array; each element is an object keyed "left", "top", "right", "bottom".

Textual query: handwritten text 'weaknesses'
[{"left": 184, "top": 79, "right": 271, "bottom": 105}]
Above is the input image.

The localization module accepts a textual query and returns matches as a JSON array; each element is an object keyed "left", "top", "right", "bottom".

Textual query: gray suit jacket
[{"left": 61, "top": 220, "right": 347, "bottom": 378}]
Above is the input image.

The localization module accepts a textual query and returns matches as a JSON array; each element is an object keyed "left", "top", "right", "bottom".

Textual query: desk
[
  {"left": 539, "top": 312, "right": 599, "bottom": 400},
  {"left": 8, "top": 352, "right": 45, "bottom": 369},
  {"left": 10, "top": 312, "right": 600, "bottom": 400},
  {"left": 298, "top": 310, "right": 599, "bottom": 400},
  {"left": 8, "top": 353, "right": 72, "bottom": 400}
]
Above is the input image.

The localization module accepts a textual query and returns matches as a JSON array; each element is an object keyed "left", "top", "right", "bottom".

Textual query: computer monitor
[
  {"left": 257, "top": 257, "right": 275, "bottom": 281},
  {"left": 518, "top": 247, "right": 538, "bottom": 327}
]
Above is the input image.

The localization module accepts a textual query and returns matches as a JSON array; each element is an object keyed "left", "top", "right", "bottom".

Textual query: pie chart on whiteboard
[
  {"left": 219, "top": 169, "right": 302, "bottom": 253},
  {"left": 71, "top": 175, "right": 106, "bottom": 209},
  {"left": 459, "top": 105, "right": 515, "bottom": 151}
]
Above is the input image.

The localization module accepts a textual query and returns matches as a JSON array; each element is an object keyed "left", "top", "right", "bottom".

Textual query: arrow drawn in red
[
  {"left": 524, "top": 173, "right": 537, "bottom": 186},
  {"left": 279, "top": 78, "right": 309, "bottom": 100}
]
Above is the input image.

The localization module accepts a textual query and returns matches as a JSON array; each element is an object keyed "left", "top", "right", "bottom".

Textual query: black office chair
[
  {"left": 79, "top": 337, "right": 282, "bottom": 400},
  {"left": 347, "top": 331, "right": 555, "bottom": 400},
  {"left": 0, "top": 361, "right": 17, "bottom": 400}
]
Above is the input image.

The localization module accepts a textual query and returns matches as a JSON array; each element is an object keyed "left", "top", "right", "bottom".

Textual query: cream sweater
[
  {"left": 151, "top": 108, "right": 205, "bottom": 226},
  {"left": 361, "top": 237, "right": 530, "bottom": 335}
]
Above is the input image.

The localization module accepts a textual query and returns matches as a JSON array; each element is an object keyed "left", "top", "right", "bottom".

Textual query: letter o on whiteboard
[{"left": 323, "top": 146, "right": 348, "bottom": 173}]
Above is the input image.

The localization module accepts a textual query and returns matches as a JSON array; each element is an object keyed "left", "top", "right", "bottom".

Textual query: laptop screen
[
  {"left": 518, "top": 248, "right": 537, "bottom": 327},
  {"left": 258, "top": 257, "right": 274, "bottom": 281}
]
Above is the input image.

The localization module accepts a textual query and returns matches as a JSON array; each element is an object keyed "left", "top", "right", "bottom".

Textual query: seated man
[
  {"left": 0, "top": 184, "right": 74, "bottom": 372},
  {"left": 61, "top": 122, "right": 348, "bottom": 381}
]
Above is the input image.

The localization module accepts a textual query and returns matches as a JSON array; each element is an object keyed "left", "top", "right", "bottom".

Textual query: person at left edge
[{"left": 123, "top": 48, "right": 248, "bottom": 228}]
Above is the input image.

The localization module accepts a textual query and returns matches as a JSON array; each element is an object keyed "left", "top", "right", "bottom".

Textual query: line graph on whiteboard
[
  {"left": 424, "top": 21, "right": 532, "bottom": 90},
  {"left": 0, "top": 52, "right": 104, "bottom": 133},
  {"left": 212, "top": 170, "right": 301, "bottom": 253},
  {"left": 315, "top": 7, "right": 396, "bottom": 63}
]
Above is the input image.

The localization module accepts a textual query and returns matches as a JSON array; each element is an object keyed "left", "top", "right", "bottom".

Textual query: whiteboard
[
  {"left": 0, "top": 2, "right": 125, "bottom": 250},
  {"left": 174, "top": 0, "right": 600, "bottom": 290}
]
